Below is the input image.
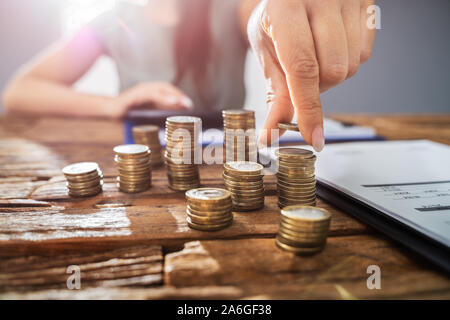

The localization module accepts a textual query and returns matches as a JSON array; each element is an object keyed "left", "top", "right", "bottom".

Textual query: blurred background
[{"left": 0, "top": 0, "right": 449, "bottom": 117}]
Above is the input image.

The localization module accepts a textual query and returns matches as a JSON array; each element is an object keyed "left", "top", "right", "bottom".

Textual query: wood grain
[
  {"left": 0, "top": 245, "right": 163, "bottom": 292},
  {"left": 0, "top": 286, "right": 243, "bottom": 300},
  {"left": 0, "top": 197, "right": 370, "bottom": 257},
  {"left": 164, "top": 237, "right": 450, "bottom": 299},
  {"left": 0, "top": 114, "right": 449, "bottom": 299}
]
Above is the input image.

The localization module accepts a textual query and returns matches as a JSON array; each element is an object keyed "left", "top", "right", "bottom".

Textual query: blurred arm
[{"left": 2, "top": 28, "right": 118, "bottom": 118}]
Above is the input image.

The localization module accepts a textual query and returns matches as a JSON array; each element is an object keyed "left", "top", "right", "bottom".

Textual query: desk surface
[{"left": 0, "top": 114, "right": 449, "bottom": 299}]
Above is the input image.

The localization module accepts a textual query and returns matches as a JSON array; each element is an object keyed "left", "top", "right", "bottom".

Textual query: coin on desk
[
  {"left": 132, "top": 125, "right": 164, "bottom": 166},
  {"left": 276, "top": 205, "right": 331, "bottom": 254},
  {"left": 276, "top": 147, "right": 316, "bottom": 208},
  {"left": 114, "top": 144, "right": 152, "bottom": 193},
  {"left": 165, "top": 116, "right": 201, "bottom": 191},
  {"left": 277, "top": 122, "right": 300, "bottom": 132},
  {"left": 62, "top": 162, "right": 103, "bottom": 198},
  {"left": 185, "top": 188, "right": 233, "bottom": 232},
  {"left": 222, "top": 109, "right": 256, "bottom": 162},
  {"left": 222, "top": 161, "right": 265, "bottom": 211}
]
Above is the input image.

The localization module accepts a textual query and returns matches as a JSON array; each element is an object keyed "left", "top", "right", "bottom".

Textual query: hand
[
  {"left": 248, "top": 0, "right": 376, "bottom": 151},
  {"left": 109, "top": 82, "right": 193, "bottom": 118}
]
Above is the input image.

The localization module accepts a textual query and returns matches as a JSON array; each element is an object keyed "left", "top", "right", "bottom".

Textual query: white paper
[{"left": 260, "top": 140, "right": 450, "bottom": 247}]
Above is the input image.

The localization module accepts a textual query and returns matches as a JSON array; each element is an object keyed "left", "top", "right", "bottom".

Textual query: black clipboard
[{"left": 316, "top": 181, "right": 450, "bottom": 274}]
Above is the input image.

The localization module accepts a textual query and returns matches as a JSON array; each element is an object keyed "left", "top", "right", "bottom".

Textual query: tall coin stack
[
  {"left": 62, "top": 162, "right": 103, "bottom": 197},
  {"left": 276, "top": 205, "right": 331, "bottom": 254},
  {"left": 276, "top": 147, "right": 316, "bottom": 208},
  {"left": 223, "top": 161, "right": 265, "bottom": 211},
  {"left": 185, "top": 188, "right": 233, "bottom": 231},
  {"left": 165, "top": 116, "right": 201, "bottom": 191},
  {"left": 222, "top": 109, "right": 257, "bottom": 162},
  {"left": 114, "top": 144, "right": 152, "bottom": 193},
  {"left": 132, "top": 125, "right": 164, "bottom": 166}
]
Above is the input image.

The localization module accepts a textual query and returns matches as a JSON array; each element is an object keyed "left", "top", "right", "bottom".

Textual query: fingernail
[
  {"left": 312, "top": 126, "right": 324, "bottom": 152},
  {"left": 181, "top": 97, "right": 193, "bottom": 109}
]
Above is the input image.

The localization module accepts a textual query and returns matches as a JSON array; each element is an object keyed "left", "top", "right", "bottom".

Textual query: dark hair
[{"left": 173, "top": 0, "right": 212, "bottom": 105}]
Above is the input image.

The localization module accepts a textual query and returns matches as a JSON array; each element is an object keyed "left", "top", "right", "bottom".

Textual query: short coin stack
[
  {"left": 223, "top": 161, "right": 265, "bottom": 211},
  {"left": 222, "top": 109, "right": 257, "bottom": 162},
  {"left": 165, "top": 116, "right": 201, "bottom": 191},
  {"left": 114, "top": 144, "right": 152, "bottom": 193},
  {"left": 132, "top": 125, "right": 164, "bottom": 167},
  {"left": 276, "top": 147, "right": 316, "bottom": 208},
  {"left": 186, "top": 188, "right": 233, "bottom": 231},
  {"left": 62, "top": 162, "right": 103, "bottom": 197},
  {"left": 276, "top": 205, "right": 331, "bottom": 254},
  {"left": 277, "top": 122, "right": 299, "bottom": 132}
]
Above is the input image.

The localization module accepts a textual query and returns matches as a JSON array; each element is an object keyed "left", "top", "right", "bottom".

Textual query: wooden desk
[{"left": 0, "top": 114, "right": 449, "bottom": 299}]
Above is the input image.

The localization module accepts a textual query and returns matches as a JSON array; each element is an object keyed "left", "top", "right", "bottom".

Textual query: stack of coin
[
  {"left": 165, "top": 116, "right": 201, "bottom": 191},
  {"left": 276, "top": 205, "right": 331, "bottom": 254},
  {"left": 223, "top": 161, "right": 265, "bottom": 211},
  {"left": 276, "top": 147, "right": 317, "bottom": 208},
  {"left": 132, "top": 125, "right": 164, "bottom": 167},
  {"left": 277, "top": 122, "right": 299, "bottom": 132},
  {"left": 222, "top": 109, "right": 257, "bottom": 162},
  {"left": 185, "top": 188, "right": 233, "bottom": 231},
  {"left": 62, "top": 162, "right": 103, "bottom": 197},
  {"left": 114, "top": 144, "right": 152, "bottom": 193}
]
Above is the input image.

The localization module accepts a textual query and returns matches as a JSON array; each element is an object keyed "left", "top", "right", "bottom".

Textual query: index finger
[{"left": 269, "top": 2, "right": 324, "bottom": 151}]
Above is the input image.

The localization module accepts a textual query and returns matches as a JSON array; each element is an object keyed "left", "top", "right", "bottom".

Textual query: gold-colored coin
[
  {"left": 280, "top": 222, "right": 328, "bottom": 236},
  {"left": 186, "top": 188, "right": 231, "bottom": 203},
  {"left": 281, "top": 205, "right": 331, "bottom": 222},
  {"left": 277, "top": 122, "right": 300, "bottom": 131},
  {"left": 188, "top": 202, "right": 232, "bottom": 212},
  {"left": 65, "top": 172, "right": 103, "bottom": 183},
  {"left": 67, "top": 179, "right": 103, "bottom": 189},
  {"left": 223, "top": 110, "right": 256, "bottom": 163},
  {"left": 224, "top": 161, "right": 263, "bottom": 175},
  {"left": 222, "top": 172, "right": 262, "bottom": 182},
  {"left": 275, "top": 205, "right": 331, "bottom": 253},
  {"left": 133, "top": 125, "right": 159, "bottom": 134},
  {"left": 222, "top": 109, "right": 255, "bottom": 117},
  {"left": 187, "top": 205, "right": 232, "bottom": 217},
  {"left": 275, "top": 236, "right": 325, "bottom": 254},
  {"left": 165, "top": 115, "right": 201, "bottom": 190},
  {"left": 224, "top": 180, "right": 264, "bottom": 189},
  {"left": 114, "top": 143, "right": 152, "bottom": 194},
  {"left": 186, "top": 216, "right": 232, "bottom": 231},
  {"left": 187, "top": 210, "right": 233, "bottom": 223},
  {"left": 277, "top": 157, "right": 316, "bottom": 165},
  {"left": 68, "top": 185, "right": 103, "bottom": 197},
  {"left": 276, "top": 147, "right": 314, "bottom": 159},
  {"left": 63, "top": 162, "right": 103, "bottom": 198},
  {"left": 278, "top": 227, "right": 327, "bottom": 244},
  {"left": 278, "top": 200, "right": 316, "bottom": 209}
]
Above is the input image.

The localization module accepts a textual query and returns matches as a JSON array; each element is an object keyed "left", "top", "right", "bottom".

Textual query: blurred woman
[{"left": 2, "top": 0, "right": 375, "bottom": 151}]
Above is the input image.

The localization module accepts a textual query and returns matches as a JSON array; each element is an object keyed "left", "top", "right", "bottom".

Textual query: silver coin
[
  {"left": 114, "top": 144, "right": 149, "bottom": 155},
  {"left": 281, "top": 205, "right": 331, "bottom": 222},
  {"left": 186, "top": 188, "right": 230, "bottom": 201}
]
